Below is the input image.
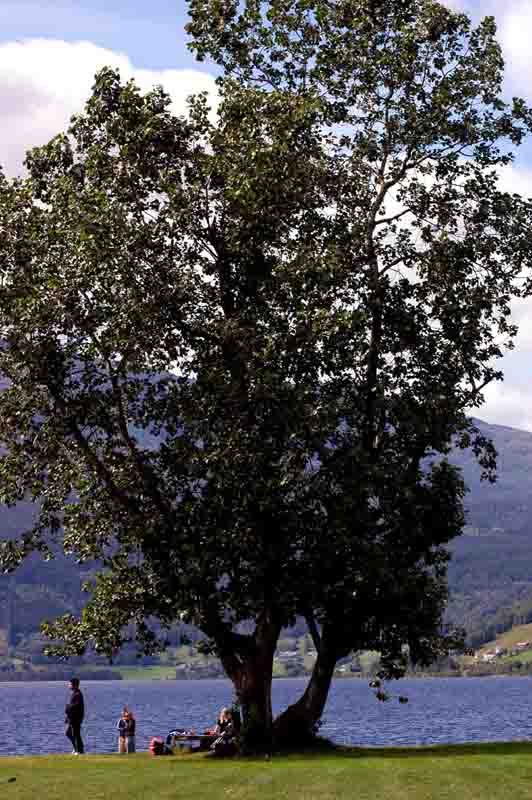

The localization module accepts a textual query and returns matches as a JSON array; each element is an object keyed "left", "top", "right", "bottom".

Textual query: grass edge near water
[{"left": 3, "top": 739, "right": 532, "bottom": 761}]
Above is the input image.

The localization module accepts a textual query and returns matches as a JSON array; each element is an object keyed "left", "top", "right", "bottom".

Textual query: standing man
[{"left": 65, "top": 677, "right": 85, "bottom": 754}]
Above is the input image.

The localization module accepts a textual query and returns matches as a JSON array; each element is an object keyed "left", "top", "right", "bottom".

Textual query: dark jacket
[
  {"left": 65, "top": 688, "right": 85, "bottom": 725},
  {"left": 218, "top": 719, "right": 236, "bottom": 740}
]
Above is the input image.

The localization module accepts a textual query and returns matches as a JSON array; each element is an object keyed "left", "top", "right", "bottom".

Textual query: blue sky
[
  {"left": 1, "top": 0, "right": 532, "bottom": 430},
  {"left": 0, "top": 1, "right": 201, "bottom": 71},
  {"left": 0, "top": 0, "right": 222, "bottom": 76},
  {"left": 0, "top": 1, "right": 526, "bottom": 85}
]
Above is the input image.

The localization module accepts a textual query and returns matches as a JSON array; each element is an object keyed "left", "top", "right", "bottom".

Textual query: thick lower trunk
[
  {"left": 273, "top": 646, "right": 337, "bottom": 746},
  {"left": 213, "top": 611, "right": 342, "bottom": 752},
  {"left": 218, "top": 613, "right": 280, "bottom": 754},
  {"left": 234, "top": 656, "right": 275, "bottom": 753}
]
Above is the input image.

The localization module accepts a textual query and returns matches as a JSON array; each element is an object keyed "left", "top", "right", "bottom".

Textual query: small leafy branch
[{"left": 369, "top": 678, "right": 409, "bottom": 705}]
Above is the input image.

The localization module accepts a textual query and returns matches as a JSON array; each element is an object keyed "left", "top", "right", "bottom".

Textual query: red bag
[{"left": 149, "top": 737, "right": 165, "bottom": 755}]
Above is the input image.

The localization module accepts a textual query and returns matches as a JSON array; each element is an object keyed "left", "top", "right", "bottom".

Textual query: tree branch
[
  {"left": 107, "top": 363, "right": 174, "bottom": 520},
  {"left": 303, "top": 608, "right": 322, "bottom": 654}
]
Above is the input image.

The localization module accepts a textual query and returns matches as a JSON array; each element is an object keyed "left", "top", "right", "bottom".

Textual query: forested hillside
[
  {"left": 2, "top": 417, "right": 532, "bottom": 647},
  {"left": 446, "top": 419, "right": 532, "bottom": 641}
]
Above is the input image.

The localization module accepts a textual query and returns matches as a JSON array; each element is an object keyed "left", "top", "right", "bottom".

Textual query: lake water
[{"left": 1, "top": 676, "right": 532, "bottom": 756}]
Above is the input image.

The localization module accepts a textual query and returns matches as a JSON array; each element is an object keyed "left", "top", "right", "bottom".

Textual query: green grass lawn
[
  {"left": 3, "top": 743, "right": 532, "bottom": 800},
  {"left": 506, "top": 650, "right": 532, "bottom": 665},
  {"left": 116, "top": 665, "right": 178, "bottom": 681},
  {"left": 476, "top": 623, "right": 532, "bottom": 656}
]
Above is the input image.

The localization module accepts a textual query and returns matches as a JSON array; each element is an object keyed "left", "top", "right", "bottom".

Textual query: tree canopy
[{"left": 1, "top": 0, "right": 532, "bottom": 749}]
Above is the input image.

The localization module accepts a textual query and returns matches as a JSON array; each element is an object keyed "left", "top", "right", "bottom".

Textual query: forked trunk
[{"left": 219, "top": 612, "right": 280, "bottom": 754}]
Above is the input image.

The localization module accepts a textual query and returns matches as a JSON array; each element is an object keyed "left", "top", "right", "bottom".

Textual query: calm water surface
[{"left": 1, "top": 677, "right": 532, "bottom": 756}]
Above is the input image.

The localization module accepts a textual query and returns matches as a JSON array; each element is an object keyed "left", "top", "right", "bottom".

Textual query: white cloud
[
  {"left": 478, "top": 380, "right": 532, "bottom": 432},
  {"left": 497, "top": 163, "right": 532, "bottom": 199},
  {"left": 441, "top": 0, "right": 466, "bottom": 9},
  {"left": 497, "top": 1, "right": 532, "bottom": 96},
  {"left": 0, "top": 39, "right": 217, "bottom": 176}
]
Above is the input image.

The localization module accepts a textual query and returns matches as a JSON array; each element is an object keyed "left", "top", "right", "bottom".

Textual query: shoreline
[
  {"left": 2, "top": 739, "right": 532, "bottom": 758},
  {"left": 1, "top": 671, "right": 530, "bottom": 683}
]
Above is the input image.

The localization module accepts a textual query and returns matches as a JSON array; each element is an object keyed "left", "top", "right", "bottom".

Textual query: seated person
[
  {"left": 200, "top": 707, "right": 230, "bottom": 750},
  {"left": 210, "top": 709, "right": 239, "bottom": 757}
]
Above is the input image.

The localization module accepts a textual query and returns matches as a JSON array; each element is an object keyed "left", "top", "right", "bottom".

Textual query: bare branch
[{"left": 303, "top": 608, "right": 322, "bottom": 654}]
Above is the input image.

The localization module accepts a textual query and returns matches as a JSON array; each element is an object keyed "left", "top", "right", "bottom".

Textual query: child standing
[{"left": 117, "top": 707, "right": 129, "bottom": 753}]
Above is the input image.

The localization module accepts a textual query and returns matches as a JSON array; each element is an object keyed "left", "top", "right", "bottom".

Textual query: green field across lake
[{"left": 3, "top": 743, "right": 532, "bottom": 800}]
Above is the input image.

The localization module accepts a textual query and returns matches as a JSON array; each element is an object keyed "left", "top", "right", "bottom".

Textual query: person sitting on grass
[
  {"left": 199, "top": 707, "right": 228, "bottom": 751},
  {"left": 209, "top": 709, "right": 239, "bottom": 758},
  {"left": 200, "top": 708, "right": 227, "bottom": 750}
]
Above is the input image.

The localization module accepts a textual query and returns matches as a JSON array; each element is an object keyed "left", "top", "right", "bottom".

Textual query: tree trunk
[
  {"left": 234, "top": 649, "right": 275, "bottom": 753},
  {"left": 219, "top": 612, "right": 280, "bottom": 754},
  {"left": 272, "top": 642, "right": 338, "bottom": 746}
]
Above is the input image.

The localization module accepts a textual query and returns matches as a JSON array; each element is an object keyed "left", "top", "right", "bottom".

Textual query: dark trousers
[{"left": 66, "top": 722, "right": 84, "bottom": 754}]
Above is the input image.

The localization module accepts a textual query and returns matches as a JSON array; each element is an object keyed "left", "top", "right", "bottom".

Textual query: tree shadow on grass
[
  {"left": 333, "top": 741, "right": 532, "bottom": 760},
  {"left": 140, "top": 740, "right": 532, "bottom": 764}
]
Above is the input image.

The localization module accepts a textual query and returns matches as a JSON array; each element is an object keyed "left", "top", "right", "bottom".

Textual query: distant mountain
[
  {"left": 2, "top": 416, "right": 532, "bottom": 641},
  {"left": 453, "top": 418, "right": 532, "bottom": 537},
  {"left": 445, "top": 419, "right": 532, "bottom": 637}
]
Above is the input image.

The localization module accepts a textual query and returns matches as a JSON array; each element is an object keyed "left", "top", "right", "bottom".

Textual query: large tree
[{"left": 1, "top": 0, "right": 532, "bottom": 749}]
